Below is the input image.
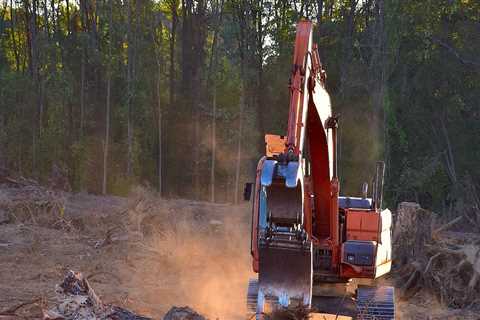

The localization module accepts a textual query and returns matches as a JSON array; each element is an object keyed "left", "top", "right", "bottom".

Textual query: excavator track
[
  {"left": 356, "top": 286, "right": 395, "bottom": 320},
  {"left": 247, "top": 278, "right": 259, "bottom": 315},
  {"left": 249, "top": 280, "right": 396, "bottom": 319}
]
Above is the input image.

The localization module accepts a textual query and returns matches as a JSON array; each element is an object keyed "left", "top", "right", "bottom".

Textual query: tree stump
[{"left": 393, "top": 202, "right": 432, "bottom": 266}]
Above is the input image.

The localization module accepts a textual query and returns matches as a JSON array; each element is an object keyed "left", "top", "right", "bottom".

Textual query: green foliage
[
  {"left": 0, "top": 0, "right": 478, "bottom": 210},
  {"left": 383, "top": 0, "right": 480, "bottom": 212}
]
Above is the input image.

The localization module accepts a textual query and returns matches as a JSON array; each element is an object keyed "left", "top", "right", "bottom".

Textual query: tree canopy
[{"left": 0, "top": 0, "right": 478, "bottom": 213}]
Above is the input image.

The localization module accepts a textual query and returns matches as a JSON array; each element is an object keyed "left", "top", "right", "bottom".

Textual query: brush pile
[
  {"left": 44, "top": 271, "right": 210, "bottom": 320},
  {"left": 394, "top": 202, "right": 480, "bottom": 309},
  {"left": 0, "top": 171, "right": 67, "bottom": 228},
  {"left": 0, "top": 169, "right": 127, "bottom": 232},
  {"left": 43, "top": 271, "right": 152, "bottom": 320}
]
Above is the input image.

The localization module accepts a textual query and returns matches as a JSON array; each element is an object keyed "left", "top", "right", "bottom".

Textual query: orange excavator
[{"left": 245, "top": 20, "right": 395, "bottom": 319}]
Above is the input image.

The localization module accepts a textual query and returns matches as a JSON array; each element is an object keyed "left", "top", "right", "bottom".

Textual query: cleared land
[{"left": 0, "top": 184, "right": 478, "bottom": 319}]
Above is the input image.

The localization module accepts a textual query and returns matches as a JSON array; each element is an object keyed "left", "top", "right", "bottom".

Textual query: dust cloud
[{"left": 123, "top": 195, "right": 254, "bottom": 319}]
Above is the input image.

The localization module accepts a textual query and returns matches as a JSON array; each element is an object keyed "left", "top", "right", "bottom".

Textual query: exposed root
[{"left": 394, "top": 202, "right": 480, "bottom": 308}]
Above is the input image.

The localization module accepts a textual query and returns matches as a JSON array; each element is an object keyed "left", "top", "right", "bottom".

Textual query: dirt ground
[{"left": 0, "top": 185, "right": 477, "bottom": 319}]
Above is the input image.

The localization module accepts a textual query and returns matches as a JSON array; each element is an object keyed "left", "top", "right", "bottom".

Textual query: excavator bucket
[{"left": 257, "top": 241, "right": 313, "bottom": 311}]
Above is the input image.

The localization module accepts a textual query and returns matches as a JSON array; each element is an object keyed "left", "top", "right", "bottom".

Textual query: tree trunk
[
  {"left": 80, "top": 53, "right": 86, "bottom": 137},
  {"left": 51, "top": 0, "right": 62, "bottom": 71},
  {"left": 210, "top": 85, "right": 216, "bottom": 202},
  {"left": 207, "top": 0, "right": 224, "bottom": 203},
  {"left": 188, "top": 0, "right": 207, "bottom": 200},
  {"left": 368, "top": 0, "right": 386, "bottom": 159},
  {"left": 181, "top": 0, "right": 193, "bottom": 197},
  {"left": 157, "top": 69, "right": 162, "bottom": 195},
  {"left": 169, "top": 1, "right": 177, "bottom": 108},
  {"left": 153, "top": 21, "right": 164, "bottom": 195},
  {"left": 0, "top": 4, "right": 4, "bottom": 167},
  {"left": 166, "top": 0, "right": 177, "bottom": 196},
  {"left": 43, "top": 0, "right": 48, "bottom": 35},
  {"left": 24, "top": 0, "right": 40, "bottom": 174},
  {"left": 234, "top": 87, "right": 244, "bottom": 204},
  {"left": 194, "top": 102, "right": 200, "bottom": 199},
  {"left": 255, "top": 1, "right": 264, "bottom": 152},
  {"left": 181, "top": 0, "right": 191, "bottom": 93},
  {"left": 317, "top": 0, "right": 323, "bottom": 27},
  {"left": 339, "top": 0, "right": 358, "bottom": 95},
  {"left": 65, "top": 0, "right": 70, "bottom": 35},
  {"left": 9, "top": 0, "right": 20, "bottom": 72},
  {"left": 102, "top": 76, "right": 111, "bottom": 195},
  {"left": 51, "top": 0, "right": 57, "bottom": 39},
  {"left": 91, "top": 0, "right": 98, "bottom": 48},
  {"left": 233, "top": 0, "right": 250, "bottom": 204},
  {"left": 126, "top": 0, "right": 134, "bottom": 176},
  {"left": 102, "top": 0, "right": 113, "bottom": 195},
  {"left": 79, "top": 0, "right": 86, "bottom": 138},
  {"left": 378, "top": 0, "right": 387, "bottom": 158}
]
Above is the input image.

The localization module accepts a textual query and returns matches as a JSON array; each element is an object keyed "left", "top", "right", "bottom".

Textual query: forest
[{"left": 0, "top": 0, "right": 479, "bottom": 213}]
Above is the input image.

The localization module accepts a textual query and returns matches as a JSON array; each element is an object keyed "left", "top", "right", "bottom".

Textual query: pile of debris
[
  {"left": 34, "top": 270, "right": 311, "bottom": 320},
  {"left": 43, "top": 271, "right": 152, "bottom": 320},
  {"left": 0, "top": 169, "right": 128, "bottom": 232},
  {"left": 42, "top": 271, "right": 207, "bottom": 320},
  {"left": 0, "top": 170, "right": 67, "bottom": 228},
  {"left": 2, "top": 270, "right": 308, "bottom": 320},
  {"left": 394, "top": 202, "right": 480, "bottom": 309}
]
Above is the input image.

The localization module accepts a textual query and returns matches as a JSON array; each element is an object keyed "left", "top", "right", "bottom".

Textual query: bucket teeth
[{"left": 256, "top": 239, "right": 313, "bottom": 312}]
